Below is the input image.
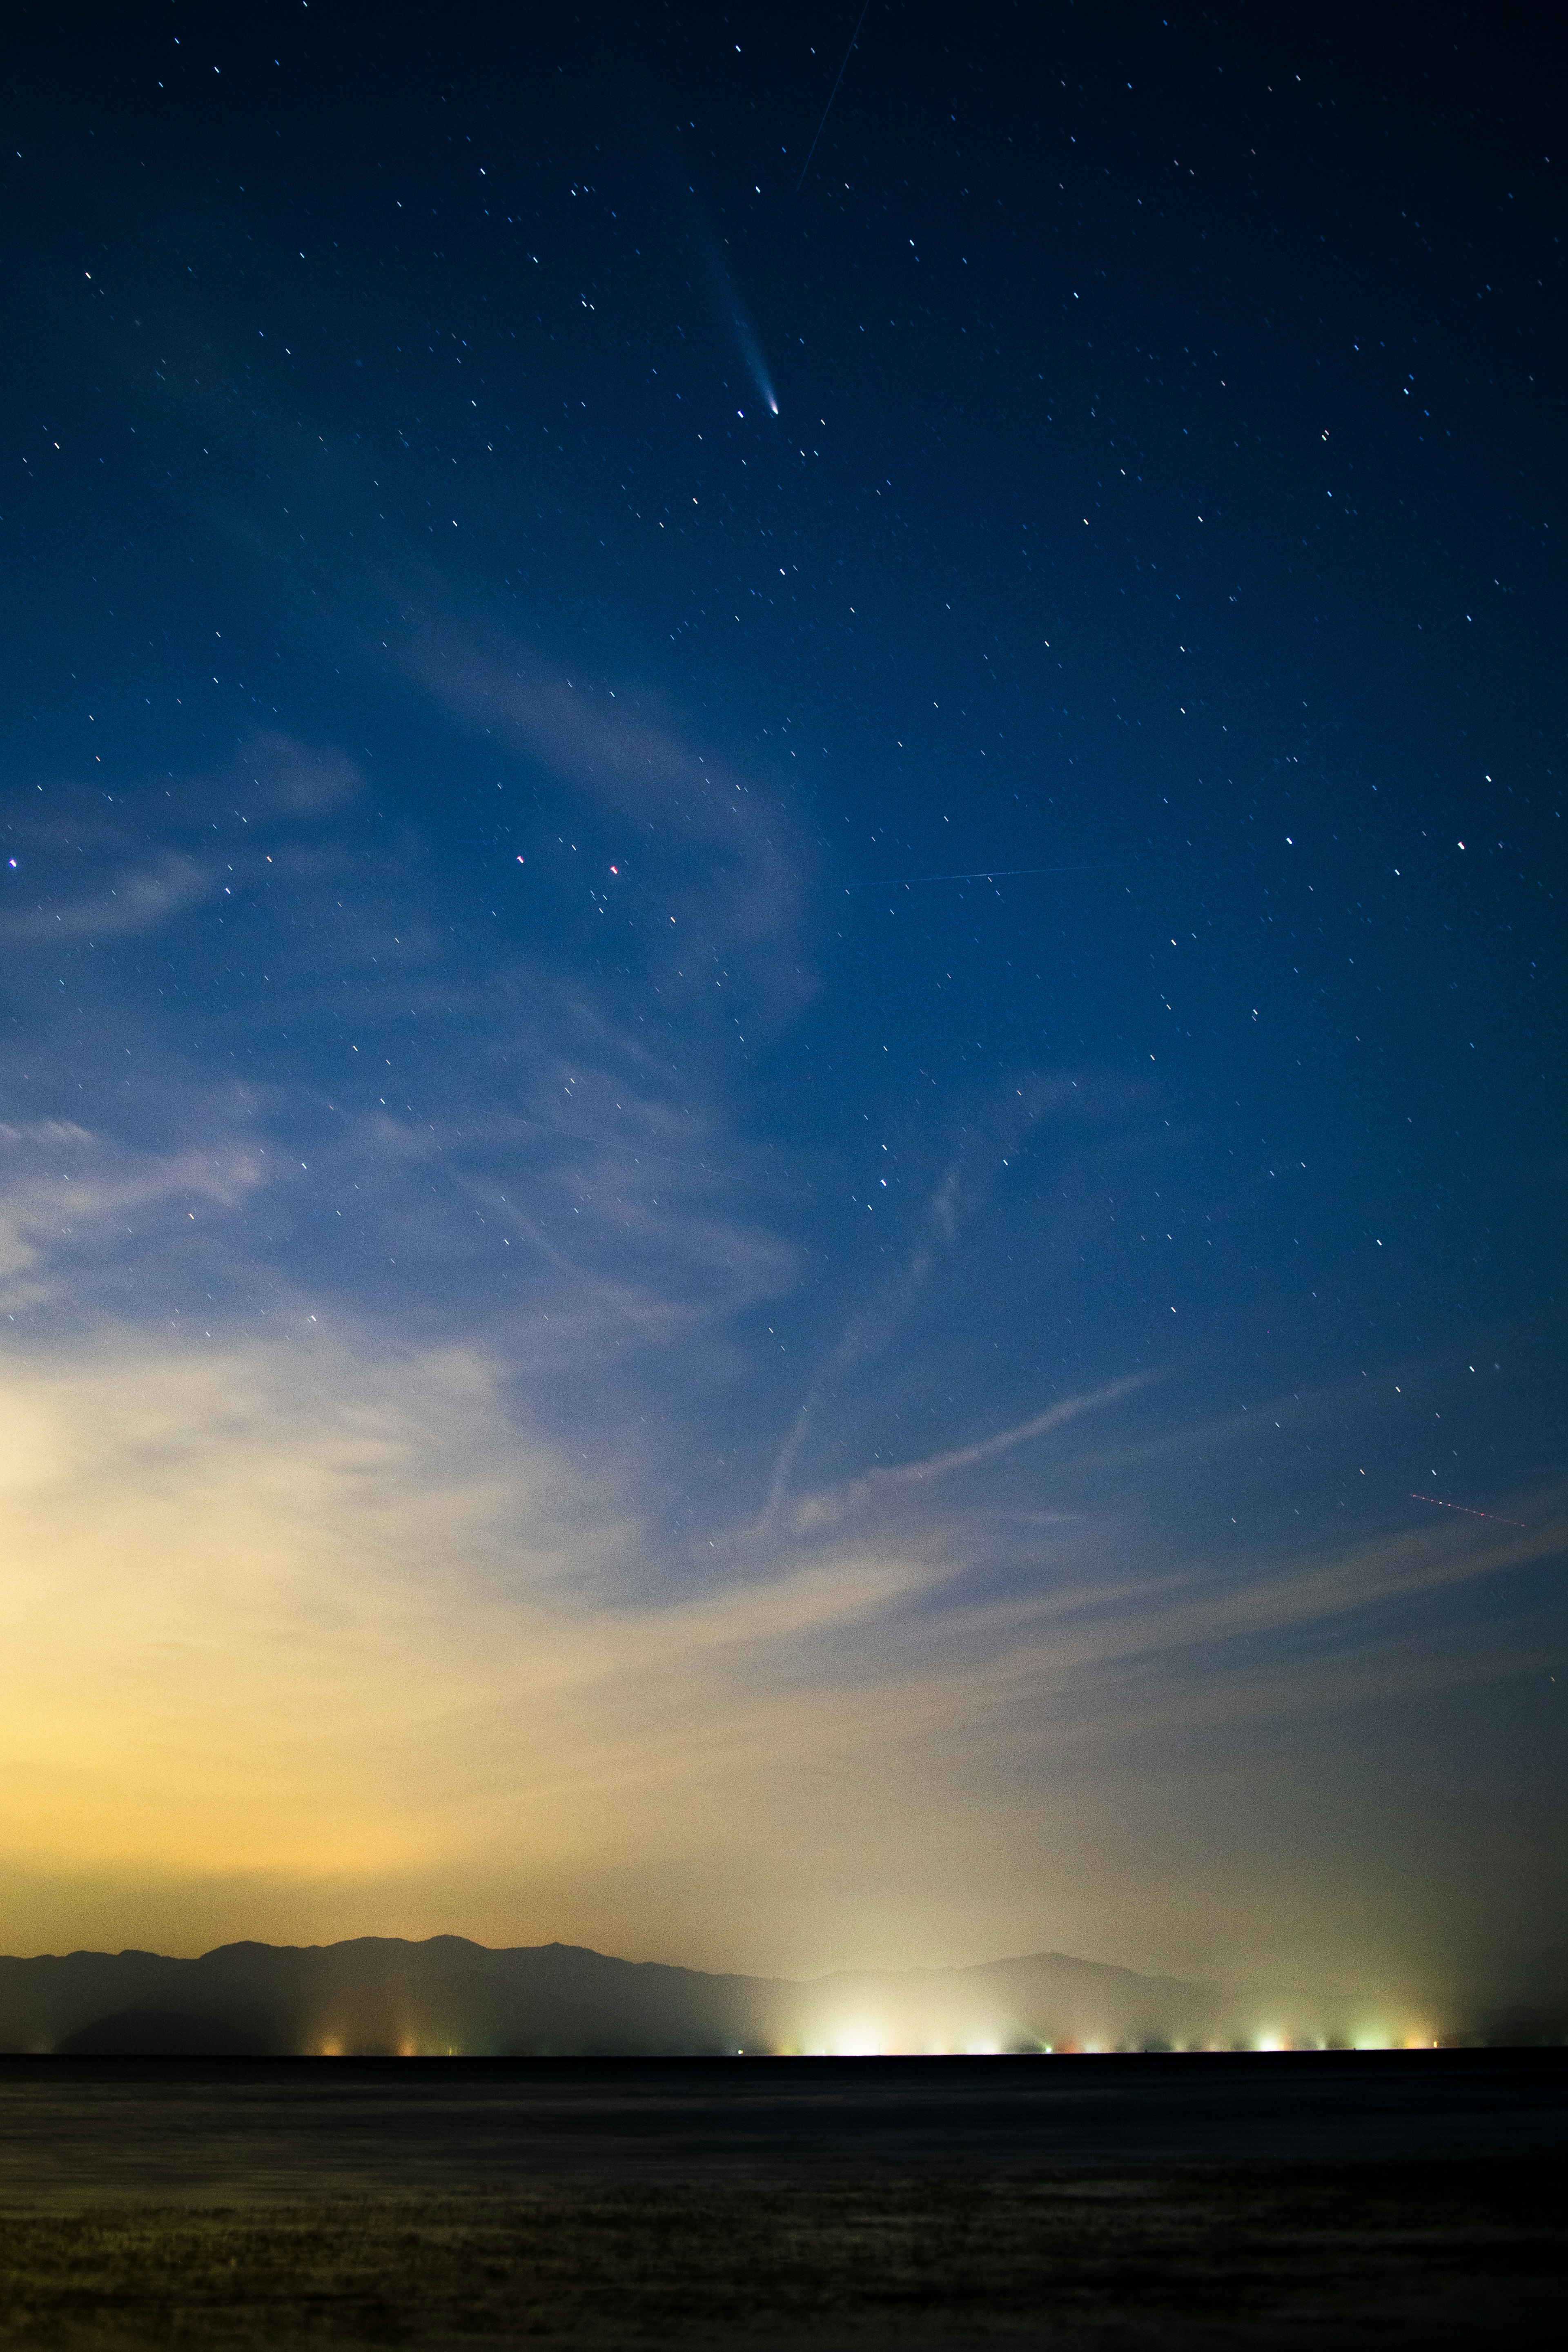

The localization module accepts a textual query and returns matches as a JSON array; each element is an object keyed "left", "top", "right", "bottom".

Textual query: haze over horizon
[
  {"left": 10, "top": 1933, "right": 1540, "bottom": 2055},
  {"left": 1, "top": 5, "right": 1563, "bottom": 2014}
]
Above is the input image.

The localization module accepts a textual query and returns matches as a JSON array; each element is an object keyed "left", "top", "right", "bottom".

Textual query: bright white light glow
[{"left": 829, "top": 2020, "right": 882, "bottom": 2057}]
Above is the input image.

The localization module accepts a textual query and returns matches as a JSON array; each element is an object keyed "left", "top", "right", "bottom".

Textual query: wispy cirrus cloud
[
  {"left": 0, "top": 706, "right": 808, "bottom": 1394},
  {"left": 0, "top": 1119, "right": 266, "bottom": 1312},
  {"left": 396, "top": 615, "right": 817, "bottom": 1021},
  {"left": 0, "top": 734, "right": 362, "bottom": 947},
  {"left": 0, "top": 412, "right": 1553, "bottom": 1996},
  {"left": 0, "top": 852, "right": 218, "bottom": 943},
  {"left": 2, "top": 1309, "right": 1557, "bottom": 1982}
]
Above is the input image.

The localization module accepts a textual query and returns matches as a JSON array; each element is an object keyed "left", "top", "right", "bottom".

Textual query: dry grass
[{"left": 0, "top": 2163, "right": 1564, "bottom": 2347}]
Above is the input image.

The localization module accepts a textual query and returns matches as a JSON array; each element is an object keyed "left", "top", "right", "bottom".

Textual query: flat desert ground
[{"left": 0, "top": 2053, "right": 1563, "bottom": 2346}]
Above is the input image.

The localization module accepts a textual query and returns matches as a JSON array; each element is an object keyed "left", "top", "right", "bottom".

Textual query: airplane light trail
[
  {"left": 1409, "top": 1494, "right": 1525, "bottom": 1528},
  {"left": 843, "top": 863, "right": 1125, "bottom": 890},
  {"left": 796, "top": 1, "right": 872, "bottom": 193}
]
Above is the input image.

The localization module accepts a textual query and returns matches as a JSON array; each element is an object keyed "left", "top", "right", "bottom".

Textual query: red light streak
[{"left": 1409, "top": 1493, "right": 1524, "bottom": 1528}]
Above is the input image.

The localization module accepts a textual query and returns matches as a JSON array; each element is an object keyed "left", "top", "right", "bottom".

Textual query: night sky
[{"left": 2, "top": 2, "right": 1563, "bottom": 2018}]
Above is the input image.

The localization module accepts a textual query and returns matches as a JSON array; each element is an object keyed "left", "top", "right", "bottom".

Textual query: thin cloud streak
[{"left": 861, "top": 1374, "right": 1154, "bottom": 1489}]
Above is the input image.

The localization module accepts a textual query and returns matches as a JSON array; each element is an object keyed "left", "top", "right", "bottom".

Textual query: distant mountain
[
  {"left": 1, "top": 1935, "right": 1318, "bottom": 2054},
  {"left": 55, "top": 2006, "right": 265, "bottom": 2057}
]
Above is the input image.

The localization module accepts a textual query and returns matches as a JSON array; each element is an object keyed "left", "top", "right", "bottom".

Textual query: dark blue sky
[{"left": 0, "top": 2, "right": 1562, "bottom": 2012}]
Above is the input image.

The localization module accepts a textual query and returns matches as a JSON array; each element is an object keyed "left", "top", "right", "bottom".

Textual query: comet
[
  {"left": 694, "top": 223, "right": 780, "bottom": 416},
  {"left": 727, "top": 294, "right": 780, "bottom": 415}
]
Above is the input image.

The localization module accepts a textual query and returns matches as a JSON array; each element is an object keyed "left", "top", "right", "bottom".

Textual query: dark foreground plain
[{"left": 0, "top": 2055, "right": 1563, "bottom": 2346}]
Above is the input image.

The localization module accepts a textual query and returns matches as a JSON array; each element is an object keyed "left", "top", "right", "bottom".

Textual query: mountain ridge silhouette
[{"left": 2, "top": 1934, "right": 1238, "bottom": 2054}]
